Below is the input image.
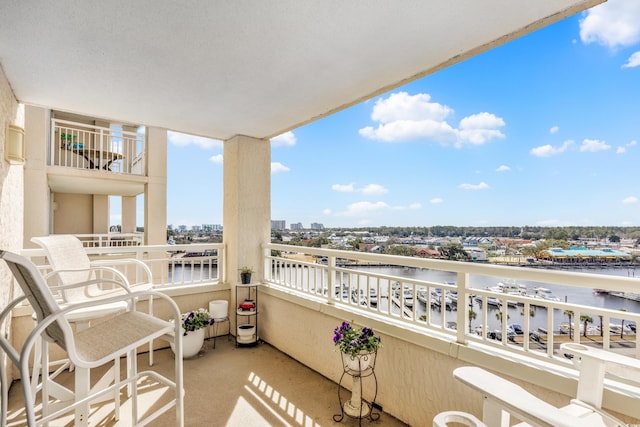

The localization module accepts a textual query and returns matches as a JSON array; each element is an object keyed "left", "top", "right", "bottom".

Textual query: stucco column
[
  {"left": 223, "top": 135, "right": 270, "bottom": 285},
  {"left": 143, "top": 127, "right": 167, "bottom": 245},
  {"left": 121, "top": 196, "right": 137, "bottom": 233},
  {"left": 92, "top": 195, "right": 109, "bottom": 234},
  {"left": 23, "top": 105, "right": 50, "bottom": 246},
  {"left": 143, "top": 127, "right": 167, "bottom": 284}
]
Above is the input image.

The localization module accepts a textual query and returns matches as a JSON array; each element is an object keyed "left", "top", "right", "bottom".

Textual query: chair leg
[
  {"left": 1, "top": 352, "right": 8, "bottom": 427},
  {"left": 148, "top": 297, "right": 154, "bottom": 366},
  {"left": 75, "top": 367, "right": 90, "bottom": 427},
  {"left": 130, "top": 348, "right": 139, "bottom": 424},
  {"left": 175, "top": 336, "right": 185, "bottom": 427}
]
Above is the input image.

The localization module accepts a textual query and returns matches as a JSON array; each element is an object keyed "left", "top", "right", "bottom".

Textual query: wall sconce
[{"left": 5, "top": 124, "right": 25, "bottom": 164}]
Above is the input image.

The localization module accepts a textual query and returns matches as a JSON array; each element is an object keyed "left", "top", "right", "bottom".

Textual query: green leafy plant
[
  {"left": 176, "top": 308, "right": 214, "bottom": 335},
  {"left": 332, "top": 321, "right": 382, "bottom": 357},
  {"left": 239, "top": 266, "right": 254, "bottom": 274}
]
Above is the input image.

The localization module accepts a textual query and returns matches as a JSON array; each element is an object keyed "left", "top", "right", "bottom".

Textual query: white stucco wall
[
  {"left": 0, "top": 65, "right": 25, "bottom": 385},
  {"left": 258, "top": 288, "right": 638, "bottom": 426}
]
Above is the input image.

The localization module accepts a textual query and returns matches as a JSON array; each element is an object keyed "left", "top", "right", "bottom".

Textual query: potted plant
[
  {"left": 333, "top": 321, "right": 382, "bottom": 371},
  {"left": 239, "top": 266, "right": 254, "bottom": 284},
  {"left": 171, "top": 308, "right": 215, "bottom": 358}
]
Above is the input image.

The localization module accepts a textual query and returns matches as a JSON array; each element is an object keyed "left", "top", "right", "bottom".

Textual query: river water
[{"left": 359, "top": 265, "right": 640, "bottom": 333}]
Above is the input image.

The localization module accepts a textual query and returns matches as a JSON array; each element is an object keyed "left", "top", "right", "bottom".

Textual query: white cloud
[
  {"left": 361, "top": 184, "right": 389, "bottom": 195},
  {"left": 457, "top": 112, "right": 506, "bottom": 146},
  {"left": 622, "top": 196, "right": 639, "bottom": 204},
  {"left": 580, "top": 138, "right": 611, "bottom": 152},
  {"left": 623, "top": 51, "right": 640, "bottom": 68},
  {"left": 580, "top": 0, "right": 640, "bottom": 49},
  {"left": 339, "top": 201, "right": 389, "bottom": 217},
  {"left": 550, "top": 126, "right": 559, "bottom": 134},
  {"left": 168, "top": 131, "right": 221, "bottom": 149},
  {"left": 391, "top": 203, "right": 422, "bottom": 211},
  {"left": 430, "top": 198, "right": 443, "bottom": 204},
  {"left": 370, "top": 92, "right": 452, "bottom": 123},
  {"left": 332, "top": 183, "right": 355, "bottom": 192},
  {"left": 322, "top": 208, "right": 333, "bottom": 215},
  {"left": 530, "top": 140, "right": 574, "bottom": 157},
  {"left": 458, "top": 182, "right": 489, "bottom": 190},
  {"left": 616, "top": 140, "right": 636, "bottom": 153},
  {"left": 209, "top": 154, "right": 223, "bottom": 164},
  {"left": 359, "top": 119, "right": 457, "bottom": 144},
  {"left": 332, "top": 183, "right": 389, "bottom": 195},
  {"left": 271, "top": 131, "right": 297, "bottom": 147},
  {"left": 358, "top": 92, "right": 505, "bottom": 147},
  {"left": 496, "top": 165, "right": 510, "bottom": 172},
  {"left": 271, "top": 162, "right": 290, "bottom": 173}
]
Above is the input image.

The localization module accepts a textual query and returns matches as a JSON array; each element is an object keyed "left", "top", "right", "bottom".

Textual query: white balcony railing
[
  {"left": 74, "top": 232, "right": 145, "bottom": 247},
  {"left": 50, "top": 119, "right": 145, "bottom": 175},
  {"left": 263, "top": 243, "right": 640, "bottom": 365},
  {"left": 21, "top": 243, "right": 222, "bottom": 288}
]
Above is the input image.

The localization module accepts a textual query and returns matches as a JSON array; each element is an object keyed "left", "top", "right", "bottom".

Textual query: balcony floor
[{"left": 6, "top": 335, "right": 408, "bottom": 426}]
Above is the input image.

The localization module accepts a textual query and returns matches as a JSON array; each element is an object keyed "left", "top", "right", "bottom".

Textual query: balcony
[
  {"left": 6, "top": 242, "right": 640, "bottom": 425},
  {"left": 47, "top": 119, "right": 148, "bottom": 196}
]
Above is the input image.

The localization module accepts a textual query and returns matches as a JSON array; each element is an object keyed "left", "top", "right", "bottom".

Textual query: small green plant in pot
[{"left": 239, "top": 266, "right": 254, "bottom": 284}]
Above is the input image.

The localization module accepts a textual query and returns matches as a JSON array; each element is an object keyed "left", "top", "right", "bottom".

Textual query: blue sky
[{"left": 160, "top": 0, "right": 640, "bottom": 229}]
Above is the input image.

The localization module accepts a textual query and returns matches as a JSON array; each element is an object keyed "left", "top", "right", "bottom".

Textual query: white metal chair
[
  {"left": 0, "top": 250, "right": 184, "bottom": 427},
  {"left": 450, "top": 342, "right": 640, "bottom": 427},
  {"left": 31, "top": 235, "right": 156, "bottom": 364}
]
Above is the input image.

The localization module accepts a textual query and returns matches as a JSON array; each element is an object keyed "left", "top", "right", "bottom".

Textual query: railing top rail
[
  {"left": 52, "top": 119, "right": 141, "bottom": 138},
  {"left": 264, "top": 243, "right": 640, "bottom": 292}
]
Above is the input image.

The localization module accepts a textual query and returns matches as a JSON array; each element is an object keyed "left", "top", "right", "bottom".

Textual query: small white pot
[
  {"left": 208, "top": 300, "right": 229, "bottom": 319},
  {"left": 237, "top": 324, "right": 256, "bottom": 342}
]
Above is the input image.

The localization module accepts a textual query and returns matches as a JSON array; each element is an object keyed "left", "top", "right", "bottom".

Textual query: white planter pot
[
  {"left": 208, "top": 300, "right": 228, "bottom": 319},
  {"left": 171, "top": 328, "right": 205, "bottom": 358},
  {"left": 237, "top": 324, "right": 256, "bottom": 343},
  {"left": 344, "top": 352, "right": 372, "bottom": 372}
]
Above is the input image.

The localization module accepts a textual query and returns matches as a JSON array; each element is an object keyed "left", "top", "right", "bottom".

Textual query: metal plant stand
[{"left": 333, "top": 351, "right": 380, "bottom": 425}]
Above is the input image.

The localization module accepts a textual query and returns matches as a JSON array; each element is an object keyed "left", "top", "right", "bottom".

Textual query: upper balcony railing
[
  {"left": 74, "top": 232, "right": 144, "bottom": 247},
  {"left": 263, "top": 243, "right": 640, "bottom": 365},
  {"left": 50, "top": 119, "right": 146, "bottom": 175}
]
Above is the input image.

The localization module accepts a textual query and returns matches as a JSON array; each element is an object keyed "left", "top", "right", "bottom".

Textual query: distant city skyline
[{"left": 157, "top": 1, "right": 640, "bottom": 229}]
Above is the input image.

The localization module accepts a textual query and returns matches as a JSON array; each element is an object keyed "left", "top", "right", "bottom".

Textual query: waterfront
[
  {"left": 172, "top": 263, "right": 640, "bottom": 335},
  {"left": 358, "top": 265, "right": 640, "bottom": 334}
]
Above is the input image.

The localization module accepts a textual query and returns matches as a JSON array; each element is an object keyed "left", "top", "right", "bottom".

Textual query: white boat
[
  {"left": 392, "top": 283, "right": 414, "bottom": 308},
  {"left": 416, "top": 287, "right": 428, "bottom": 304},
  {"left": 559, "top": 322, "right": 599, "bottom": 336},
  {"left": 532, "top": 287, "right": 560, "bottom": 301},
  {"left": 474, "top": 294, "right": 502, "bottom": 308},
  {"left": 607, "top": 323, "right": 635, "bottom": 335}
]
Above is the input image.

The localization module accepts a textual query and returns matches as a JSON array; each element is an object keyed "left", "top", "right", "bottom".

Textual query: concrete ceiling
[{"left": 0, "top": 0, "right": 603, "bottom": 141}]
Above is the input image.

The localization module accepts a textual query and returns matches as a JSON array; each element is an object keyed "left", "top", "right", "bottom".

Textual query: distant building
[
  {"left": 178, "top": 225, "right": 187, "bottom": 232},
  {"left": 290, "top": 222, "right": 303, "bottom": 230},
  {"left": 202, "top": 224, "right": 222, "bottom": 232},
  {"left": 310, "top": 222, "right": 324, "bottom": 230},
  {"left": 271, "top": 220, "right": 286, "bottom": 230},
  {"left": 542, "top": 248, "right": 631, "bottom": 264},
  {"left": 191, "top": 225, "right": 201, "bottom": 232}
]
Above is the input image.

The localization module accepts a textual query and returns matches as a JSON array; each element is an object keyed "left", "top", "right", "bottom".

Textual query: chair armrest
[
  {"left": 44, "top": 266, "right": 132, "bottom": 302},
  {"left": 45, "top": 265, "right": 131, "bottom": 287},
  {"left": 453, "top": 366, "right": 589, "bottom": 427},
  {"left": 21, "top": 290, "right": 181, "bottom": 364},
  {"left": 48, "top": 277, "right": 133, "bottom": 294}
]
